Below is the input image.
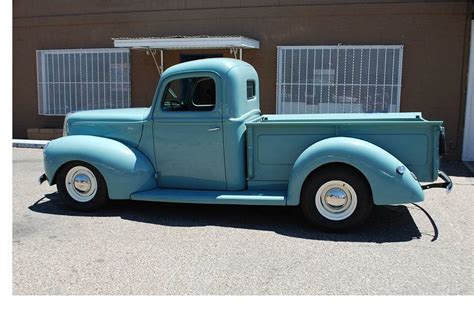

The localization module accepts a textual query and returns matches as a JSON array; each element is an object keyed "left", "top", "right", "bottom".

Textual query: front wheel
[
  {"left": 56, "top": 162, "right": 109, "bottom": 211},
  {"left": 301, "top": 166, "right": 373, "bottom": 231}
]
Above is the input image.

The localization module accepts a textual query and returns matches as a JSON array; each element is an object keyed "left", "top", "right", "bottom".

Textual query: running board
[{"left": 131, "top": 188, "right": 287, "bottom": 206}]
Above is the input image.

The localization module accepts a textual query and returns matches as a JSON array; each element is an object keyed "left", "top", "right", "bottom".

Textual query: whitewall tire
[
  {"left": 301, "top": 165, "right": 373, "bottom": 231},
  {"left": 57, "top": 162, "right": 108, "bottom": 211}
]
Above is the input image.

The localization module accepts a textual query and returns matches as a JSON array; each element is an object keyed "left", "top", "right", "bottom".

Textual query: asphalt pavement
[{"left": 12, "top": 148, "right": 473, "bottom": 295}]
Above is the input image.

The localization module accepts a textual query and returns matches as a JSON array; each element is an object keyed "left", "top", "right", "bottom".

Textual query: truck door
[{"left": 152, "top": 74, "right": 227, "bottom": 190}]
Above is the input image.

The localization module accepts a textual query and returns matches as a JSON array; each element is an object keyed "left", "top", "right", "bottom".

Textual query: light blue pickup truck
[{"left": 40, "top": 58, "right": 452, "bottom": 231}]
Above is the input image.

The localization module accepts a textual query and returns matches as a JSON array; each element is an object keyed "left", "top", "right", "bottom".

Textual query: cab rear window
[{"left": 247, "top": 80, "right": 255, "bottom": 100}]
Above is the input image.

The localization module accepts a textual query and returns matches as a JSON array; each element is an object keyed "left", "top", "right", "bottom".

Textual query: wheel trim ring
[
  {"left": 65, "top": 166, "right": 98, "bottom": 203},
  {"left": 315, "top": 180, "right": 358, "bottom": 221}
]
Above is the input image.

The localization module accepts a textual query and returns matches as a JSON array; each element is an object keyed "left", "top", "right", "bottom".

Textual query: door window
[{"left": 162, "top": 77, "right": 216, "bottom": 111}]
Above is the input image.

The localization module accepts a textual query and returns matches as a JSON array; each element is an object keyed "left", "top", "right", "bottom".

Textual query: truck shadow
[
  {"left": 29, "top": 192, "right": 426, "bottom": 243},
  {"left": 440, "top": 161, "right": 473, "bottom": 177}
]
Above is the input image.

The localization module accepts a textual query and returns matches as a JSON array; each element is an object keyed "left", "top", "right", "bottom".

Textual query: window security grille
[
  {"left": 276, "top": 45, "right": 403, "bottom": 114},
  {"left": 36, "top": 48, "right": 131, "bottom": 115}
]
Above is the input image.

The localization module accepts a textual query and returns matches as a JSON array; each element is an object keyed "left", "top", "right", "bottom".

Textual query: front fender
[
  {"left": 43, "top": 135, "right": 156, "bottom": 199},
  {"left": 286, "top": 137, "right": 424, "bottom": 206}
]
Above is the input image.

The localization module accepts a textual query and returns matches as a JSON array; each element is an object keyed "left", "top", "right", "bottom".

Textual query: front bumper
[{"left": 421, "top": 170, "right": 453, "bottom": 193}]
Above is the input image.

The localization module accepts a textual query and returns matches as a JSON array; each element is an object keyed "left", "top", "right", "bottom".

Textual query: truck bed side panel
[{"left": 246, "top": 120, "right": 441, "bottom": 188}]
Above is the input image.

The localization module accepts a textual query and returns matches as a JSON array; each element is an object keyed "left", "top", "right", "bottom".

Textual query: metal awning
[
  {"left": 113, "top": 35, "right": 259, "bottom": 50},
  {"left": 112, "top": 35, "right": 260, "bottom": 75}
]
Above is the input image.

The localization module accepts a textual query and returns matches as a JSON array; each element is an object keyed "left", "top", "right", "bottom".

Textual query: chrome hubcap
[
  {"left": 324, "top": 187, "right": 348, "bottom": 209},
  {"left": 315, "top": 180, "right": 358, "bottom": 221},
  {"left": 73, "top": 174, "right": 92, "bottom": 193},
  {"left": 65, "top": 166, "right": 98, "bottom": 203}
]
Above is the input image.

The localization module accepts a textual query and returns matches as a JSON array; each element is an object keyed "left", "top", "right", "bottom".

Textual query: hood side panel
[
  {"left": 68, "top": 108, "right": 150, "bottom": 122},
  {"left": 66, "top": 108, "right": 150, "bottom": 147},
  {"left": 68, "top": 121, "right": 144, "bottom": 147}
]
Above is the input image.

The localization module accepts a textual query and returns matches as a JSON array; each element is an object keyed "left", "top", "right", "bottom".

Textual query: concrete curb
[{"left": 13, "top": 139, "right": 50, "bottom": 149}]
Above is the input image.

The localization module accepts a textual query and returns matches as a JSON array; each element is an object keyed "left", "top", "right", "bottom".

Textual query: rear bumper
[
  {"left": 421, "top": 170, "right": 453, "bottom": 193},
  {"left": 38, "top": 173, "right": 47, "bottom": 185}
]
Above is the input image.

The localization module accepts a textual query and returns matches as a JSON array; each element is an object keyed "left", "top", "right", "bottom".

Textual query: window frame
[
  {"left": 36, "top": 48, "right": 131, "bottom": 116},
  {"left": 276, "top": 45, "right": 404, "bottom": 114}
]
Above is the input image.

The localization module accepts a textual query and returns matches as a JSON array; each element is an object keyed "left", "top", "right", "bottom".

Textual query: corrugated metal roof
[
  {"left": 113, "top": 35, "right": 259, "bottom": 50},
  {"left": 113, "top": 35, "right": 245, "bottom": 40}
]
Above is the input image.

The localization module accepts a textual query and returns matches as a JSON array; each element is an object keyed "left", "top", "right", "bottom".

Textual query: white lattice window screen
[
  {"left": 276, "top": 45, "right": 403, "bottom": 114},
  {"left": 36, "top": 48, "right": 131, "bottom": 115}
]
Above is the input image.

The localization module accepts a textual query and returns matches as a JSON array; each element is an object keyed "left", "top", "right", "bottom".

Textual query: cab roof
[{"left": 162, "top": 58, "right": 253, "bottom": 78}]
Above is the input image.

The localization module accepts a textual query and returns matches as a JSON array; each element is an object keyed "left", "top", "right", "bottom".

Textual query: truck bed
[{"left": 245, "top": 112, "right": 443, "bottom": 189}]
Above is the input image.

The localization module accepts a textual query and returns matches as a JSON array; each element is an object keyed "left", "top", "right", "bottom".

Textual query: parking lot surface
[{"left": 12, "top": 148, "right": 473, "bottom": 295}]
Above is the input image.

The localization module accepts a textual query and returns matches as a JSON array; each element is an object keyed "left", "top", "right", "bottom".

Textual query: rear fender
[
  {"left": 43, "top": 135, "right": 156, "bottom": 199},
  {"left": 286, "top": 137, "right": 424, "bottom": 206}
]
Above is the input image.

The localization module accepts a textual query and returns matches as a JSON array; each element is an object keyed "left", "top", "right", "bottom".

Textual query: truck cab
[
  {"left": 148, "top": 59, "right": 260, "bottom": 191},
  {"left": 41, "top": 58, "right": 452, "bottom": 231}
]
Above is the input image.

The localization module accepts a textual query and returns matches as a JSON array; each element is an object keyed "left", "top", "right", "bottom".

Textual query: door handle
[{"left": 207, "top": 127, "right": 221, "bottom": 132}]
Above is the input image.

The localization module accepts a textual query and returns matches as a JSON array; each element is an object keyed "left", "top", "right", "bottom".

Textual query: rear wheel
[
  {"left": 56, "top": 162, "right": 109, "bottom": 211},
  {"left": 301, "top": 166, "right": 373, "bottom": 231}
]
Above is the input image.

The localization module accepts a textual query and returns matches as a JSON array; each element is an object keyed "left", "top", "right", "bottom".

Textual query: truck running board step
[{"left": 131, "top": 188, "right": 287, "bottom": 206}]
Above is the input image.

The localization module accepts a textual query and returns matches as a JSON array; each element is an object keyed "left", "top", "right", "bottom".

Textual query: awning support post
[
  {"left": 146, "top": 49, "right": 164, "bottom": 75},
  {"left": 160, "top": 49, "right": 164, "bottom": 73},
  {"left": 230, "top": 47, "right": 239, "bottom": 59}
]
